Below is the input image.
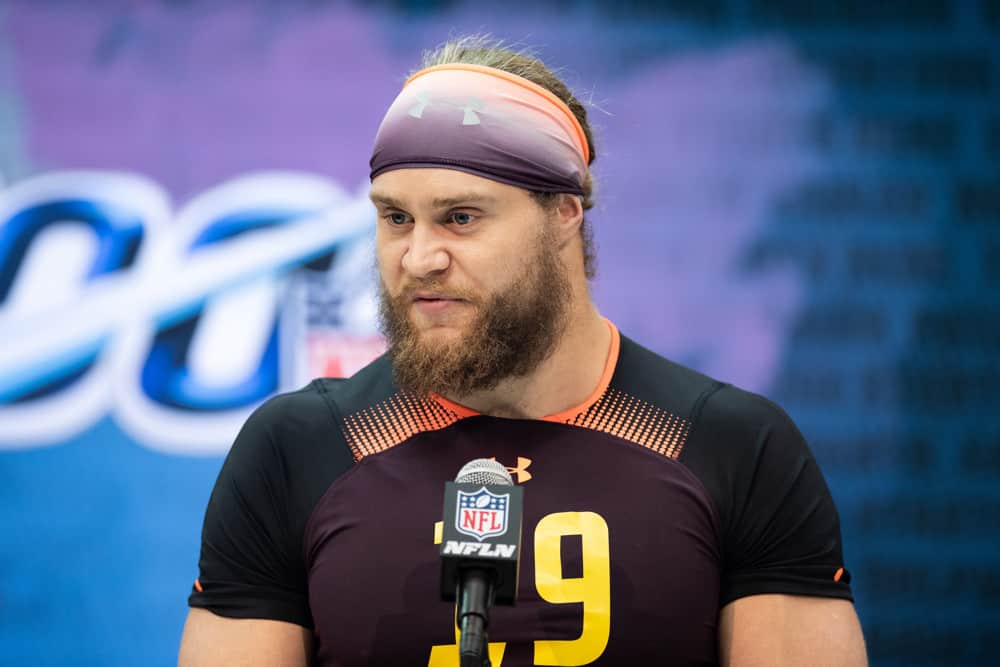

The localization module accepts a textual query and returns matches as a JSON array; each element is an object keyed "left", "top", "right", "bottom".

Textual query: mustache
[{"left": 393, "top": 279, "right": 480, "bottom": 303}]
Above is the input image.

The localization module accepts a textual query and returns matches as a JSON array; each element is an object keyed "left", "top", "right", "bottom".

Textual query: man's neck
[{"left": 447, "top": 302, "right": 612, "bottom": 420}]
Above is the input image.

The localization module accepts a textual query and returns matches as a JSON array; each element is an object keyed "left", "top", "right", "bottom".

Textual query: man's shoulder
[
  {"left": 614, "top": 335, "right": 815, "bottom": 486},
  {"left": 241, "top": 354, "right": 394, "bottom": 441},
  {"left": 310, "top": 353, "right": 397, "bottom": 419},
  {"left": 613, "top": 333, "right": 790, "bottom": 435},
  {"left": 613, "top": 333, "right": 725, "bottom": 422},
  {"left": 221, "top": 357, "right": 398, "bottom": 495}
]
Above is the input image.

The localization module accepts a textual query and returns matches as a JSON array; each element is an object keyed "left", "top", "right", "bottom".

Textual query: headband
[{"left": 369, "top": 64, "right": 589, "bottom": 195}]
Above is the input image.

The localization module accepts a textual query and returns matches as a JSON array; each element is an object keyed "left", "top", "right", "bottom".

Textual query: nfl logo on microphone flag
[{"left": 456, "top": 487, "right": 510, "bottom": 541}]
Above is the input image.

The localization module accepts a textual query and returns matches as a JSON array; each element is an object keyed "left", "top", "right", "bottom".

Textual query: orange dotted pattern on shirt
[
  {"left": 342, "top": 392, "right": 463, "bottom": 461},
  {"left": 566, "top": 387, "right": 691, "bottom": 459}
]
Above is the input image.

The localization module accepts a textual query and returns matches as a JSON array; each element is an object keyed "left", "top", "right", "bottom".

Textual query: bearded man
[{"left": 180, "top": 37, "right": 867, "bottom": 666}]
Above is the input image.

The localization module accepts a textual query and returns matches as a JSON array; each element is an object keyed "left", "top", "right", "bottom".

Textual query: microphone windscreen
[{"left": 454, "top": 458, "right": 513, "bottom": 486}]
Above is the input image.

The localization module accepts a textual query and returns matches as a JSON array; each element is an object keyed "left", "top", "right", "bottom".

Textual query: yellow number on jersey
[{"left": 533, "top": 512, "right": 611, "bottom": 666}]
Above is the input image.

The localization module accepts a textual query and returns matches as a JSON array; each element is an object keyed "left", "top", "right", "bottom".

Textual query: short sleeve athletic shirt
[{"left": 188, "top": 323, "right": 852, "bottom": 666}]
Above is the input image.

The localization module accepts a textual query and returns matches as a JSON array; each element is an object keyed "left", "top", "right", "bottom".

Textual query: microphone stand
[{"left": 458, "top": 567, "right": 494, "bottom": 667}]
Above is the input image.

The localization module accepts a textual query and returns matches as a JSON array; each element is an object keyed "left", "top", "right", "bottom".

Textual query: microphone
[{"left": 440, "top": 459, "right": 524, "bottom": 667}]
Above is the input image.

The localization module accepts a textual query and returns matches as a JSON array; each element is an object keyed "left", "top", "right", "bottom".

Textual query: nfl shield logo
[{"left": 455, "top": 487, "right": 510, "bottom": 541}]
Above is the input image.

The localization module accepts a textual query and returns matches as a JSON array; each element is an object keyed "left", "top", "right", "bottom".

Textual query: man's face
[{"left": 371, "top": 168, "right": 571, "bottom": 397}]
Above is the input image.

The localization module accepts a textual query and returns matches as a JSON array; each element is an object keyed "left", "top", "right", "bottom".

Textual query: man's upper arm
[
  {"left": 184, "top": 385, "right": 353, "bottom": 659},
  {"left": 178, "top": 608, "right": 312, "bottom": 667},
  {"left": 682, "top": 386, "right": 855, "bottom": 604},
  {"left": 679, "top": 386, "right": 864, "bottom": 663},
  {"left": 187, "top": 394, "right": 314, "bottom": 627},
  {"left": 719, "top": 594, "right": 867, "bottom": 667}
]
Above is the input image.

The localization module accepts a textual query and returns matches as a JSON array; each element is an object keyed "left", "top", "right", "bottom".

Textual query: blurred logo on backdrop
[{"left": 0, "top": 171, "right": 384, "bottom": 455}]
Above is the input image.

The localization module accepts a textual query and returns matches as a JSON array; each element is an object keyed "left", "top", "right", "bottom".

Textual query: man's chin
[{"left": 413, "top": 324, "right": 468, "bottom": 348}]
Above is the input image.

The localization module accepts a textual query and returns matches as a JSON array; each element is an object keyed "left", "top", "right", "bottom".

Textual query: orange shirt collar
[{"left": 430, "top": 318, "right": 621, "bottom": 422}]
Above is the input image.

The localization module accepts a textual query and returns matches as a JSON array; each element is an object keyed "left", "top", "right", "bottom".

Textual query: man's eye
[
  {"left": 449, "top": 212, "right": 475, "bottom": 226},
  {"left": 384, "top": 212, "right": 409, "bottom": 225}
]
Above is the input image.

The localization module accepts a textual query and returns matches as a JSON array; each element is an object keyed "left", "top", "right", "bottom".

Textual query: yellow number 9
[{"left": 533, "top": 512, "right": 611, "bottom": 666}]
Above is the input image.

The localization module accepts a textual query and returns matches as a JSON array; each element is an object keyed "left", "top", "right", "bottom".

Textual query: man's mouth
[
  {"left": 412, "top": 291, "right": 465, "bottom": 303},
  {"left": 407, "top": 290, "right": 472, "bottom": 318}
]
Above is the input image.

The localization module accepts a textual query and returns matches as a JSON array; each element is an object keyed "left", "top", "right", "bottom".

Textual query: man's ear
[{"left": 553, "top": 193, "right": 584, "bottom": 245}]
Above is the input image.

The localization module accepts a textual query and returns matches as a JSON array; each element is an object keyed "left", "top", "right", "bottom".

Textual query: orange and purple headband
[{"left": 369, "top": 64, "right": 589, "bottom": 195}]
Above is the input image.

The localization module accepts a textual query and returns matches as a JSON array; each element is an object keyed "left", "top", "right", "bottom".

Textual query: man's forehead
[{"left": 369, "top": 168, "right": 517, "bottom": 209}]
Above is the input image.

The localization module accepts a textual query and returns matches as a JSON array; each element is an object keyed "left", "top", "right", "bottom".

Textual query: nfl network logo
[
  {"left": 456, "top": 487, "right": 510, "bottom": 541},
  {"left": 0, "top": 170, "right": 385, "bottom": 455}
]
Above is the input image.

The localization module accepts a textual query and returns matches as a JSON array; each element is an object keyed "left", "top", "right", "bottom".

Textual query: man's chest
[{"left": 305, "top": 420, "right": 722, "bottom": 666}]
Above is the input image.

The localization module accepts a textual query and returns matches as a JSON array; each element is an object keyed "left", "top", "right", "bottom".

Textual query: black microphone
[{"left": 440, "top": 459, "right": 524, "bottom": 667}]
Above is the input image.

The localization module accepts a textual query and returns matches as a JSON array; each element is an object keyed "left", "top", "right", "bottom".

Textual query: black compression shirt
[{"left": 189, "top": 323, "right": 852, "bottom": 666}]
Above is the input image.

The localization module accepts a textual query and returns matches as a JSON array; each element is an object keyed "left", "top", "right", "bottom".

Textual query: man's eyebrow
[
  {"left": 369, "top": 192, "right": 405, "bottom": 208},
  {"left": 430, "top": 193, "right": 496, "bottom": 208},
  {"left": 368, "top": 192, "right": 496, "bottom": 209}
]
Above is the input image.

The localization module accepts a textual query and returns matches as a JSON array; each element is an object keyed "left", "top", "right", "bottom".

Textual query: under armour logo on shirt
[
  {"left": 408, "top": 94, "right": 485, "bottom": 125},
  {"left": 490, "top": 456, "right": 533, "bottom": 483}
]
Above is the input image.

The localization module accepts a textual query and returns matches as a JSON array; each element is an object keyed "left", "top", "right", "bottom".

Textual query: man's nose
[{"left": 401, "top": 221, "right": 450, "bottom": 278}]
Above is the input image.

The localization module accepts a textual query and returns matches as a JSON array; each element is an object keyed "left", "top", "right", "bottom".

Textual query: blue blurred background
[{"left": 1, "top": 1, "right": 997, "bottom": 665}]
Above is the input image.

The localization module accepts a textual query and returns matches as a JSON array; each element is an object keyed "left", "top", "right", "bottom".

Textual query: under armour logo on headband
[
  {"left": 461, "top": 98, "right": 483, "bottom": 125},
  {"left": 407, "top": 92, "right": 431, "bottom": 119},
  {"left": 407, "top": 93, "right": 485, "bottom": 126}
]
